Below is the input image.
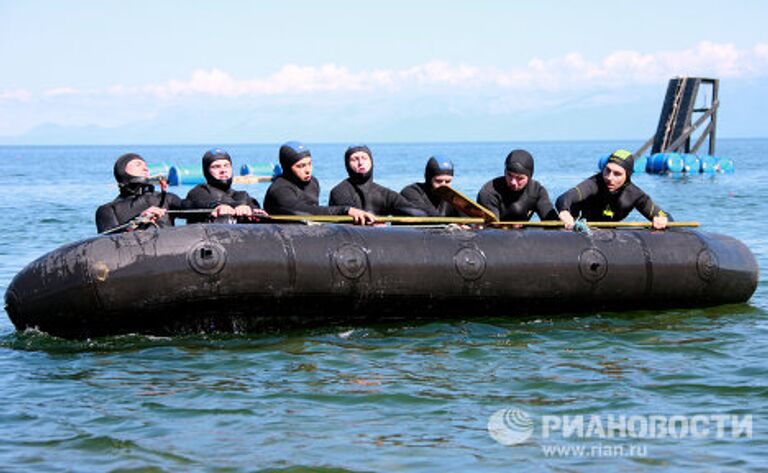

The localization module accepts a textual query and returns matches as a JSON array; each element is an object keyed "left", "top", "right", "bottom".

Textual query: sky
[{"left": 0, "top": 0, "right": 767, "bottom": 144}]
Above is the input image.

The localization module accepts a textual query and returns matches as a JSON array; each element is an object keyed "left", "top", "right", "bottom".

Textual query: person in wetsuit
[
  {"left": 476, "top": 149, "right": 558, "bottom": 221},
  {"left": 183, "top": 148, "right": 268, "bottom": 223},
  {"left": 263, "top": 141, "right": 376, "bottom": 225},
  {"left": 95, "top": 153, "right": 183, "bottom": 234},
  {"left": 400, "top": 156, "right": 461, "bottom": 217},
  {"left": 556, "top": 149, "right": 670, "bottom": 230},
  {"left": 328, "top": 145, "right": 425, "bottom": 216}
]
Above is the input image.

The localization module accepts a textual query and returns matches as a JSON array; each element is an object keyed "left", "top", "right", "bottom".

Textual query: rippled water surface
[{"left": 0, "top": 141, "right": 766, "bottom": 472}]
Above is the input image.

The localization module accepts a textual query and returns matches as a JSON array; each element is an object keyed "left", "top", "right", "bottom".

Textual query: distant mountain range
[{"left": 1, "top": 81, "right": 765, "bottom": 145}]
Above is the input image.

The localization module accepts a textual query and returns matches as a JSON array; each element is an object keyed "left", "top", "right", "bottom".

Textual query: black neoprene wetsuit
[
  {"left": 183, "top": 184, "right": 263, "bottom": 223},
  {"left": 400, "top": 182, "right": 460, "bottom": 217},
  {"left": 555, "top": 173, "right": 670, "bottom": 221},
  {"left": 476, "top": 177, "right": 558, "bottom": 221},
  {"left": 329, "top": 179, "right": 426, "bottom": 216},
  {"left": 95, "top": 188, "right": 182, "bottom": 234},
  {"left": 263, "top": 175, "right": 349, "bottom": 215}
]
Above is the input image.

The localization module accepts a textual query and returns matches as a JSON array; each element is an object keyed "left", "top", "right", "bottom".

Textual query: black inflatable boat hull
[{"left": 4, "top": 224, "right": 759, "bottom": 338}]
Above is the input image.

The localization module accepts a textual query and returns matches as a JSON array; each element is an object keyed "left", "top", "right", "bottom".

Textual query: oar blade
[{"left": 433, "top": 186, "right": 498, "bottom": 223}]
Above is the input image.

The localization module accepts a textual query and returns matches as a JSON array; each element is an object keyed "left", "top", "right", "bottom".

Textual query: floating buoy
[
  {"left": 240, "top": 163, "right": 282, "bottom": 178},
  {"left": 164, "top": 163, "right": 282, "bottom": 186},
  {"left": 147, "top": 162, "right": 172, "bottom": 177},
  {"left": 647, "top": 153, "right": 685, "bottom": 174},
  {"left": 633, "top": 155, "right": 647, "bottom": 173},
  {"left": 699, "top": 155, "right": 718, "bottom": 174},
  {"left": 716, "top": 156, "right": 735, "bottom": 173},
  {"left": 682, "top": 154, "right": 701, "bottom": 173},
  {"left": 642, "top": 153, "right": 734, "bottom": 175},
  {"left": 167, "top": 165, "right": 205, "bottom": 186}
]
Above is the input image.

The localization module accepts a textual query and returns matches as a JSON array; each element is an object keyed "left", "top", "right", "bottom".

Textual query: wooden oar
[
  {"left": 582, "top": 221, "right": 699, "bottom": 228},
  {"left": 432, "top": 185, "right": 498, "bottom": 222},
  {"left": 166, "top": 210, "right": 484, "bottom": 225},
  {"left": 234, "top": 214, "right": 702, "bottom": 228},
  {"left": 490, "top": 220, "right": 699, "bottom": 228},
  {"left": 166, "top": 210, "right": 699, "bottom": 228},
  {"left": 264, "top": 215, "right": 485, "bottom": 225},
  {"left": 430, "top": 186, "right": 699, "bottom": 229}
]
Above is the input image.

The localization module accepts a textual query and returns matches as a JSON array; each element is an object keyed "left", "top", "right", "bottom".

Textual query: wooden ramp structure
[{"left": 634, "top": 77, "right": 719, "bottom": 157}]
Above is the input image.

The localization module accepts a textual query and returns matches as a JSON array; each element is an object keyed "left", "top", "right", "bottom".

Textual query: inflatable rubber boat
[{"left": 4, "top": 223, "right": 759, "bottom": 338}]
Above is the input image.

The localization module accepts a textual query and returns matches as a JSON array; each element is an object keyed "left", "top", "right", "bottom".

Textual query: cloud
[
  {"left": 43, "top": 87, "right": 79, "bottom": 97},
  {"left": 0, "top": 89, "right": 32, "bottom": 101},
  {"left": 756, "top": 43, "right": 768, "bottom": 58},
  {"left": 2, "top": 41, "right": 768, "bottom": 139},
  {"left": 107, "top": 65, "right": 389, "bottom": 98},
  {"left": 138, "top": 41, "right": 768, "bottom": 97},
  {"left": 489, "top": 42, "right": 768, "bottom": 90},
  {"left": 5, "top": 41, "right": 764, "bottom": 103}
]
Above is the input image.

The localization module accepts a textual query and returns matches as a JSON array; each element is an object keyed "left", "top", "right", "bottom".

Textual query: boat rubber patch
[
  {"left": 188, "top": 241, "right": 227, "bottom": 275},
  {"left": 454, "top": 247, "right": 486, "bottom": 281},
  {"left": 334, "top": 244, "right": 368, "bottom": 280},
  {"left": 579, "top": 248, "right": 608, "bottom": 283},
  {"left": 697, "top": 249, "right": 719, "bottom": 282}
]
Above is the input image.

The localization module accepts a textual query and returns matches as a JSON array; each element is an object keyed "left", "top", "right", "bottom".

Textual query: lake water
[{"left": 0, "top": 140, "right": 766, "bottom": 472}]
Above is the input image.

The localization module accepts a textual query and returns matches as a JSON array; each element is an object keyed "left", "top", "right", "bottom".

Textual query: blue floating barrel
[
  {"left": 633, "top": 155, "right": 647, "bottom": 173},
  {"left": 667, "top": 154, "right": 685, "bottom": 173},
  {"left": 682, "top": 154, "right": 701, "bottom": 173},
  {"left": 147, "top": 162, "right": 172, "bottom": 178},
  {"left": 167, "top": 165, "right": 205, "bottom": 186},
  {"left": 240, "top": 163, "right": 282, "bottom": 178},
  {"left": 715, "top": 156, "right": 735, "bottom": 173},
  {"left": 647, "top": 153, "right": 684, "bottom": 174},
  {"left": 699, "top": 155, "right": 717, "bottom": 174}
]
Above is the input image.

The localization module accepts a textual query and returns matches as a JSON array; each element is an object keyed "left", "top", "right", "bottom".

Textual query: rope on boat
[{"left": 573, "top": 218, "right": 591, "bottom": 235}]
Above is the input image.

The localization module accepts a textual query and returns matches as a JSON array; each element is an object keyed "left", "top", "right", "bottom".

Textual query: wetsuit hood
[
  {"left": 424, "top": 156, "right": 454, "bottom": 183},
  {"left": 279, "top": 141, "right": 312, "bottom": 186},
  {"left": 113, "top": 153, "right": 153, "bottom": 196},
  {"left": 504, "top": 149, "right": 534, "bottom": 178},
  {"left": 202, "top": 148, "right": 233, "bottom": 191},
  {"left": 605, "top": 149, "right": 634, "bottom": 181},
  {"left": 344, "top": 145, "right": 373, "bottom": 185}
]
